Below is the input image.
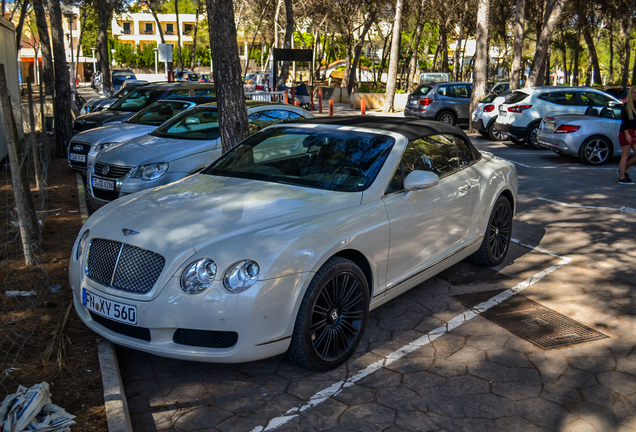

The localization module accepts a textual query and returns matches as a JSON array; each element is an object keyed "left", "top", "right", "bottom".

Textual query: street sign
[{"left": 158, "top": 44, "right": 172, "bottom": 62}]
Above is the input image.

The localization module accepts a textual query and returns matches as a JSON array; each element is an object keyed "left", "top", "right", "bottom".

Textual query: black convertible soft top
[
  {"left": 293, "top": 116, "right": 468, "bottom": 142},
  {"left": 291, "top": 116, "right": 480, "bottom": 159}
]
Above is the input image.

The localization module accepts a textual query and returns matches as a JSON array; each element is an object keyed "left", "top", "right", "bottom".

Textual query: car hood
[
  {"left": 86, "top": 98, "right": 116, "bottom": 108},
  {"left": 75, "top": 110, "right": 136, "bottom": 126},
  {"left": 71, "top": 124, "right": 156, "bottom": 146},
  {"left": 97, "top": 134, "right": 219, "bottom": 166},
  {"left": 86, "top": 174, "right": 362, "bottom": 260}
]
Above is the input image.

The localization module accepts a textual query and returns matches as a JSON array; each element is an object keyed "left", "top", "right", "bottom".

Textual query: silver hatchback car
[{"left": 404, "top": 82, "right": 473, "bottom": 125}]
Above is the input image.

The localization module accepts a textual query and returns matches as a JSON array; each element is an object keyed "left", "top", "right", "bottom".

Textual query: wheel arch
[
  {"left": 332, "top": 249, "right": 374, "bottom": 301},
  {"left": 436, "top": 109, "right": 457, "bottom": 122},
  {"left": 498, "top": 188, "right": 516, "bottom": 216}
]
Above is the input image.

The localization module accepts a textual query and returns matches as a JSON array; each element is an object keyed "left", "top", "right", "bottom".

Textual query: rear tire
[
  {"left": 525, "top": 123, "right": 543, "bottom": 149},
  {"left": 436, "top": 111, "right": 456, "bottom": 125},
  {"left": 287, "top": 257, "right": 369, "bottom": 371},
  {"left": 509, "top": 137, "right": 525, "bottom": 145},
  {"left": 578, "top": 136, "right": 612, "bottom": 165},
  {"left": 479, "top": 131, "right": 489, "bottom": 138},
  {"left": 488, "top": 121, "right": 507, "bottom": 141},
  {"left": 468, "top": 196, "right": 513, "bottom": 267}
]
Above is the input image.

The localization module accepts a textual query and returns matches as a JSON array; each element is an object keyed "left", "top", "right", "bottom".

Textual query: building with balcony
[{"left": 112, "top": 11, "right": 197, "bottom": 54}]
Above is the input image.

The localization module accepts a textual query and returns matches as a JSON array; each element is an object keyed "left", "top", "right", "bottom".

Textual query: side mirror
[
  {"left": 185, "top": 117, "right": 200, "bottom": 125},
  {"left": 404, "top": 170, "right": 439, "bottom": 196},
  {"left": 609, "top": 101, "right": 620, "bottom": 107}
]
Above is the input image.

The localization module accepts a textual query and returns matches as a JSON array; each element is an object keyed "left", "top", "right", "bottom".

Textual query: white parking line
[
  {"left": 251, "top": 243, "right": 572, "bottom": 432},
  {"left": 538, "top": 197, "right": 636, "bottom": 214}
]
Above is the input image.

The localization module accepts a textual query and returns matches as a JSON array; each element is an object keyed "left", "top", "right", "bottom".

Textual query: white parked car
[
  {"left": 70, "top": 117, "right": 517, "bottom": 371},
  {"left": 471, "top": 91, "right": 511, "bottom": 141},
  {"left": 494, "top": 87, "right": 621, "bottom": 149},
  {"left": 87, "top": 102, "right": 313, "bottom": 202},
  {"left": 69, "top": 99, "right": 202, "bottom": 173}
]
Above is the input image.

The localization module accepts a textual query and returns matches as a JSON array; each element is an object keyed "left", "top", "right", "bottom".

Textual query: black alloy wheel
[
  {"left": 469, "top": 196, "right": 513, "bottom": 267},
  {"left": 525, "top": 123, "right": 544, "bottom": 149},
  {"left": 288, "top": 257, "right": 369, "bottom": 371}
]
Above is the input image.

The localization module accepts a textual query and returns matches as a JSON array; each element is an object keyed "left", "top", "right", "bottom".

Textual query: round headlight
[
  {"left": 131, "top": 162, "right": 169, "bottom": 181},
  {"left": 180, "top": 258, "right": 217, "bottom": 294},
  {"left": 75, "top": 230, "right": 90, "bottom": 261},
  {"left": 223, "top": 260, "right": 260, "bottom": 293}
]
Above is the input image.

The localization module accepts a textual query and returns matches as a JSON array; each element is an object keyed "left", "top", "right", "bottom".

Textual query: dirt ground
[{"left": 2, "top": 158, "right": 108, "bottom": 431}]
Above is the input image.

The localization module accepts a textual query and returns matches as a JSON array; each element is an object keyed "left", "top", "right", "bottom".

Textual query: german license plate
[
  {"left": 92, "top": 177, "right": 114, "bottom": 191},
  {"left": 82, "top": 288, "right": 138, "bottom": 325},
  {"left": 545, "top": 122, "right": 556, "bottom": 131},
  {"left": 70, "top": 153, "right": 86, "bottom": 162}
]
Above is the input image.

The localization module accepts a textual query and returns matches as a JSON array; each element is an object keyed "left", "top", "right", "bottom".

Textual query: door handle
[{"left": 458, "top": 185, "right": 470, "bottom": 193}]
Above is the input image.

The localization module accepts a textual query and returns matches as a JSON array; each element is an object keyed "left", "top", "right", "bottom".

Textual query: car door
[
  {"left": 451, "top": 84, "right": 472, "bottom": 120},
  {"left": 381, "top": 134, "right": 474, "bottom": 290}
]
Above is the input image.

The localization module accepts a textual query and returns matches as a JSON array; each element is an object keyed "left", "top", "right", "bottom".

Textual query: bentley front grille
[{"left": 86, "top": 238, "right": 165, "bottom": 294}]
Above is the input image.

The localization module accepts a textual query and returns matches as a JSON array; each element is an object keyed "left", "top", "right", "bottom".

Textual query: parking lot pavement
[{"left": 117, "top": 135, "right": 636, "bottom": 432}]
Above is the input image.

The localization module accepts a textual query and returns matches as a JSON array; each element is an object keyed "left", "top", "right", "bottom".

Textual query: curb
[{"left": 76, "top": 172, "right": 133, "bottom": 432}]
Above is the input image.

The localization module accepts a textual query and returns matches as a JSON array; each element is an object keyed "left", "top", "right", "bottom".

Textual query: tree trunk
[
  {"left": 47, "top": 0, "right": 73, "bottom": 157},
  {"left": 620, "top": 6, "right": 634, "bottom": 86},
  {"left": 377, "top": 22, "right": 393, "bottom": 83},
  {"left": 469, "top": 0, "right": 490, "bottom": 132},
  {"left": 206, "top": 0, "right": 249, "bottom": 152},
  {"left": 440, "top": 24, "right": 449, "bottom": 72},
  {"left": 408, "top": 5, "right": 427, "bottom": 92},
  {"left": 382, "top": 0, "right": 404, "bottom": 112},
  {"left": 509, "top": 0, "right": 526, "bottom": 89},
  {"left": 572, "top": 0, "right": 582, "bottom": 85},
  {"left": 526, "top": 0, "right": 566, "bottom": 87},
  {"left": 583, "top": 23, "right": 602, "bottom": 85},
  {"left": 96, "top": 0, "right": 112, "bottom": 91},
  {"left": 14, "top": 0, "right": 29, "bottom": 52},
  {"left": 559, "top": 26, "right": 568, "bottom": 84},
  {"left": 190, "top": 5, "right": 201, "bottom": 71},
  {"left": 175, "top": 0, "right": 183, "bottom": 69},
  {"left": 148, "top": 3, "right": 166, "bottom": 44},
  {"left": 347, "top": 10, "right": 377, "bottom": 93},
  {"left": 340, "top": 34, "right": 353, "bottom": 88},
  {"left": 276, "top": 0, "right": 293, "bottom": 87},
  {"left": 609, "top": 11, "right": 614, "bottom": 82},
  {"left": 33, "top": 0, "right": 54, "bottom": 95},
  {"left": 454, "top": 0, "right": 469, "bottom": 81}
]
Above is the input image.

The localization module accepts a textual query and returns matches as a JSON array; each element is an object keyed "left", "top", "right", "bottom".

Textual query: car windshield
[
  {"left": 202, "top": 127, "right": 395, "bottom": 192},
  {"left": 108, "top": 88, "right": 162, "bottom": 112},
  {"left": 152, "top": 107, "right": 220, "bottom": 140},
  {"left": 112, "top": 75, "right": 135, "bottom": 85},
  {"left": 127, "top": 101, "right": 193, "bottom": 126}
]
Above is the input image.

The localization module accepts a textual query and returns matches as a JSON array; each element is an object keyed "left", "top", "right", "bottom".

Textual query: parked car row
[{"left": 405, "top": 81, "right": 626, "bottom": 164}]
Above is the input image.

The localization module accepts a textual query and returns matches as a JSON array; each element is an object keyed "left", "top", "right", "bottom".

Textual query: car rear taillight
[
  {"left": 508, "top": 105, "right": 533, "bottom": 113},
  {"left": 418, "top": 98, "right": 434, "bottom": 106},
  {"left": 555, "top": 125, "right": 581, "bottom": 133},
  {"left": 483, "top": 105, "right": 495, "bottom": 113}
]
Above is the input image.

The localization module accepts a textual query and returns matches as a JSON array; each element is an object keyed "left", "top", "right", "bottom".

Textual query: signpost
[{"left": 158, "top": 43, "right": 173, "bottom": 81}]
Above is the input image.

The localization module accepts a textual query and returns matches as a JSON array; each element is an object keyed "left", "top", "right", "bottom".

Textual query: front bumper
[{"left": 71, "top": 270, "right": 314, "bottom": 363}]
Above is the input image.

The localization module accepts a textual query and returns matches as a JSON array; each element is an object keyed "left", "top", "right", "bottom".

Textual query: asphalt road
[{"left": 99, "top": 132, "right": 636, "bottom": 432}]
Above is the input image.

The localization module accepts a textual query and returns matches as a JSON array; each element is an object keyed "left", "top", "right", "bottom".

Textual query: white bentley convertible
[{"left": 70, "top": 117, "right": 517, "bottom": 371}]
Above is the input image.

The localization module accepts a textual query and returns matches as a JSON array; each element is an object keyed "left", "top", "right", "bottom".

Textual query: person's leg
[
  {"left": 626, "top": 143, "right": 636, "bottom": 173},
  {"left": 619, "top": 144, "right": 631, "bottom": 179}
]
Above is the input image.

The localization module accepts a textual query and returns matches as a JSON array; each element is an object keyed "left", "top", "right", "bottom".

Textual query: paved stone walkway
[{"left": 119, "top": 235, "right": 636, "bottom": 431}]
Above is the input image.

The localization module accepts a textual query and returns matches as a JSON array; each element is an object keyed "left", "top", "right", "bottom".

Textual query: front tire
[
  {"left": 579, "top": 136, "right": 612, "bottom": 165},
  {"left": 288, "top": 257, "right": 369, "bottom": 371},
  {"left": 468, "top": 196, "right": 513, "bottom": 267}
]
